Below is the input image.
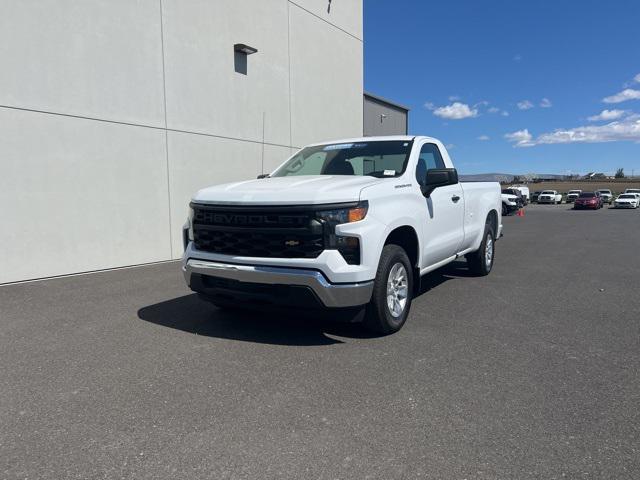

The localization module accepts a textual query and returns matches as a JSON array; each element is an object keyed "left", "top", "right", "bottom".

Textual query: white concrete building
[{"left": 0, "top": 0, "right": 363, "bottom": 284}]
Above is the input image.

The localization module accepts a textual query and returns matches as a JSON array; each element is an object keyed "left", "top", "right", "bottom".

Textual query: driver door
[{"left": 416, "top": 143, "right": 465, "bottom": 268}]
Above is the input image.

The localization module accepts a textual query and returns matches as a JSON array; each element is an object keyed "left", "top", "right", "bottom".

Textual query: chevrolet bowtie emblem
[{"left": 284, "top": 240, "right": 300, "bottom": 247}]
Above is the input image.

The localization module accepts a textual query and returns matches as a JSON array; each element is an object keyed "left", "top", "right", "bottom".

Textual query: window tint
[
  {"left": 416, "top": 143, "right": 445, "bottom": 185},
  {"left": 419, "top": 143, "right": 445, "bottom": 170}
]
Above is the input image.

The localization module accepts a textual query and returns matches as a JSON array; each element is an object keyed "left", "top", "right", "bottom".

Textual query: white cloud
[
  {"left": 506, "top": 118, "right": 640, "bottom": 147},
  {"left": 446, "top": 143, "right": 455, "bottom": 150},
  {"left": 449, "top": 95, "right": 461, "bottom": 101},
  {"left": 517, "top": 100, "right": 534, "bottom": 110},
  {"left": 603, "top": 88, "right": 640, "bottom": 103},
  {"left": 477, "top": 135, "right": 490, "bottom": 141},
  {"left": 540, "top": 98, "right": 552, "bottom": 108},
  {"left": 501, "top": 110, "right": 510, "bottom": 117},
  {"left": 513, "top": 54, "right": 522, "bottom": 62},
  {"left": 588, "top": 109, "right": 626, "bottom": 121},
  {"left": 432, "top": 102, "right": 478, "bottom": 120},
  {"left": 424, "top": 101, "right": 435, "bottom": 110},
  {"left": 504, "top": 129, "right": 534, "bottom": 147},
  {"left": 488, "top": 106, "right": 500, "bottom": 114},
  {"left": 634, "top": 73, "right": 640, "bottom": 83}
]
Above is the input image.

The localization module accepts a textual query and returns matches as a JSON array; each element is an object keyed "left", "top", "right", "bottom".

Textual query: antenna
[{"left": 261, "top": 111, "right": 265, "bottom": 175}]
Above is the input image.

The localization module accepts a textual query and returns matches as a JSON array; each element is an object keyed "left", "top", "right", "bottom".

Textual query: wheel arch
[{"left": 383, "top": 225, "right": 421, "bottom": 293}]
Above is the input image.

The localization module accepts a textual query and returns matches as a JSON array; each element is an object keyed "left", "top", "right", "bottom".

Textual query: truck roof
[{"left": 305, "top": 135, "right": 440, "bottom": 147}]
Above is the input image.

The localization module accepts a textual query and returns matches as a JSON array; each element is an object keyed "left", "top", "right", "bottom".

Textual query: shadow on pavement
[
  {"left": 137, "top": 293, "right": 379, "bottom": 346},
  {"left": 137, "top": 261, "right": 471, "bottom": 346}
]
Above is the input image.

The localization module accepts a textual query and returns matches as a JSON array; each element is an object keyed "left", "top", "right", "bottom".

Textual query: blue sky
[{"left": 364, "top": 0, "right": 640, "bottom": 175}]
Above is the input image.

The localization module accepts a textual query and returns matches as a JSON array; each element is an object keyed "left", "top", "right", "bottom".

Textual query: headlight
[
  {"left": 315, "top": 202, "right": 368, "bottom": 265},
  {"left": 316, "top": 201, "right": 368, "bottom": 225}
]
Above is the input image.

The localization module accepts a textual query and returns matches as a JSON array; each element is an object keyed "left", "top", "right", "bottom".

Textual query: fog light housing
[{"left": 335, "top": 236, "right": 360, "bottom": 265}]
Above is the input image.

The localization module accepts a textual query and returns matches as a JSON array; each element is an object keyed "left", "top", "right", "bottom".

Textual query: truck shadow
[{"left": 137, "top": 261, "right": 470, "bottom": 346}]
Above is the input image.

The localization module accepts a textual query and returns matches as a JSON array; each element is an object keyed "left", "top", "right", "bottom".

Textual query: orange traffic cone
[{"left": 516, "top": 208, "right": 524, "bottom": 217}]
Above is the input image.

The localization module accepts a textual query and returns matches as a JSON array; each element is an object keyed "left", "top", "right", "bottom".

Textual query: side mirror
[
  {"left": 257, "top": 173, "right": 270, "bottom": 179},
  {"left": 421, "top": 168, "right": 458, "bottom": 197}
]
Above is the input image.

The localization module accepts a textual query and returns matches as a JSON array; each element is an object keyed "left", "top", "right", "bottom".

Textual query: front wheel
[
  {"left": 364, "top": 244, "right": 413, "bottom": 335},
  {"left": 466, "top": 223, "right": 495, "bottom": 276}
]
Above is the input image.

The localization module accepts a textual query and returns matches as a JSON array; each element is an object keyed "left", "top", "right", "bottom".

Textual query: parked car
[
  {"left": 531, "top": 191, "right": 541, "bottom": 203},
  {"left": 566, "top": 190, "right": 582, "bottom": 203},
  {"left": 538, "top": 190, "right": 562, "bottom": 204},
  {"left": 501, "top": 193, "right": 519, "bottom": 215},
  {"left": 502, "top": 188, "right": 524, "bottom": 208},
  {"left": 509, "top": 185, "right": 530, "bottom": 204},
  {"left": 624, "top": 188, "right": 640, "bottom": 197},
  {"left": 614, "top": 193, "right": 640, "bottom": 209},
  {"left": 182, "top": 136, "right": 503, "bottom": 334},
  {"left": 597, "top": 189, "right": 613, "bottom": 204},
  {"left": 573, "top": 192, "right": 603, "bottom": 209}
]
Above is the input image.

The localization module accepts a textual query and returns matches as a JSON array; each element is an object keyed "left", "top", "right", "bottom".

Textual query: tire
[
  {"left": 363, "top": 244, "right": 413, "bottom": 335},
  {"left": 502, "top": 203, "right": 508, "bottom": 216},
  {"left": 466, "top": 222, "right": 496, "bottom": 276}
]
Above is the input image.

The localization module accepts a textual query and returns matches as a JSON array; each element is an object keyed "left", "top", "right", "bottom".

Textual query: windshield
[
  {"left": 626, "top": 189, "right": 640, "bottom": 193},
  {"left": 568, "top": 191, "right": 581, "bottom": 194},
  {"left": 271, "top": 140, "right": 413, "bottom": 178},
  {"left": 619, "top": 194, "right": 635, "bottom": 199},
  {"left": 541, "top": 191, "right": 555, "bottom": 195},
  {"left": 579, "top": 193, "right": 596, "bottom": 198},
  {"left": 598, "top": 190, "right": 611, "bottom": 194}
]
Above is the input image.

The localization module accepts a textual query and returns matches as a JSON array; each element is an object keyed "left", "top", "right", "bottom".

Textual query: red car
[{"left": 573, "top": 192, "right": 603, "bottom": 209}]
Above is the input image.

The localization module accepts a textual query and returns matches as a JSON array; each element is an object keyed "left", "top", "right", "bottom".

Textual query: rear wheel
[
  {"left": 502, "top": 203, "right": 508, "bottom": 216},
  {"left": 466, "top": 223, "right": 495, "bottom": 276},
  {"left": 364, "top": 244, "right": 413, "bottom": 335}
]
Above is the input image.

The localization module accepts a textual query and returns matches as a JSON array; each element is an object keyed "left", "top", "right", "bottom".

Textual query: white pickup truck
[
  {"left": 538, "top": 190, "right": 563, "bottom": 204},
  {"left": 182, "top": 136, "right": 503, "bottom": 334}
]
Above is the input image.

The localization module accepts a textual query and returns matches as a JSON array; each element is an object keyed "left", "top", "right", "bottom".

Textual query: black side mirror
[
  {"left": 421, "top": 168, "right": 458, "bottom": 197},
  {"left": 257, "top": 174, "right": 270, "bottom": 179}
]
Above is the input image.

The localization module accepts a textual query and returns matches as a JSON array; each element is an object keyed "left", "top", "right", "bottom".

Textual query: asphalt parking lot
[{"left": 2, "top": 204, "right": 639, "bottom": 479}]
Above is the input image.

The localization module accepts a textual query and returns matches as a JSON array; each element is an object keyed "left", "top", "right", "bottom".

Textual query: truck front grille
[{"left": 191, "top": 204, "right": 325, "bottom": 258}]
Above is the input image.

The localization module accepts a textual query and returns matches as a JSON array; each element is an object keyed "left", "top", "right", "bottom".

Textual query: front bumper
[
  {"left": 614, "top": 203, "right": 636, "bottom": 208},
  {"left": 183, "top": 259, "right": 374, "bottom": 308},
  {"left": 504, "top": 203, "right": 519, "bottom": 214}
]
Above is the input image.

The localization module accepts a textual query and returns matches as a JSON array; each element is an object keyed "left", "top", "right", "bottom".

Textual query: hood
[{"left": 192, "top": 175, "right": 383, "bottom": 205}]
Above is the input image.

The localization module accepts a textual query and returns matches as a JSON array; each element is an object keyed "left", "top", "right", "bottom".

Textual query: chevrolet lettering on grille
[{"left": 206, "top": 213, "right": 307, "bottom": 226}]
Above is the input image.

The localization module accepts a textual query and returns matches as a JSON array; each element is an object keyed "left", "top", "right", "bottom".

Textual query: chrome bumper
[{"left": 183, "top": 259, "right": 374, "bottom": 308}]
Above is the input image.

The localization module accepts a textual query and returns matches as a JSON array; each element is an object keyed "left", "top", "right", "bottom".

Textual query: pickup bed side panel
[{"left": 459, "top": 181, "right": 502, "bottom": 252}]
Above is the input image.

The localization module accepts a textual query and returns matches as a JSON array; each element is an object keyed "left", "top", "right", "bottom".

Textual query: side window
[
  {"left": 419, "top": 143, "right": 445, "bottom": 170},
  {"left": 415, "top": 143, "right": 445, "bottom": 185}
]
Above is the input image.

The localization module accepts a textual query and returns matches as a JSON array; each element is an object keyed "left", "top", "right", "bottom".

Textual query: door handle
[{"left": 451, "top": 195, "right": 461, "bottom": 203}]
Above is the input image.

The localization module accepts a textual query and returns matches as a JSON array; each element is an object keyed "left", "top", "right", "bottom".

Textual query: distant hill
[
  {"left": 459, "top": 173, "right": 515, "bottom": 182},
  {"left": 460, "top": 173, "right": 569, "bottom": 183}
]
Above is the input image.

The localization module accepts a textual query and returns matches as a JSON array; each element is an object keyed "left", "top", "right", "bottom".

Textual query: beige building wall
[{"left": 0, "top": 0, "right": 363, "bottom": 283}]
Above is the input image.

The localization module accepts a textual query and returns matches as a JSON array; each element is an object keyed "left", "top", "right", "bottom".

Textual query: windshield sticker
[
  {"left": 322, "top": 143, "right": 367, "bottom": 151},
  {"left": 383, "top": 169, "right": 396, "bottom": 176},
  {"left": 323, "top": 143, "right": 353, "bottom": 151}
]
